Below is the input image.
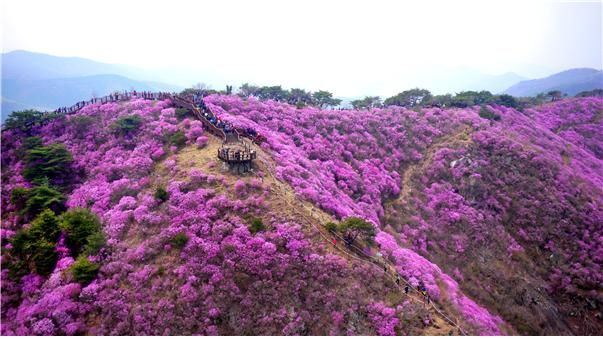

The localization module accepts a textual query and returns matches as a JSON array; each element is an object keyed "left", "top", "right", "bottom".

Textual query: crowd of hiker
[
  {"left": 189, "top": 91, "right": 264, "bottom": 144},
  {"left": 53, "top": 91, "right": 171, "bottom": 114}
]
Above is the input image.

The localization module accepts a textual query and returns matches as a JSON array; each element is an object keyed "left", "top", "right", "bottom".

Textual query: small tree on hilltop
[
  {"left": 3, "top": 110, "right": 45, "bottom": 135},
  {"left": 312, "top": 90, "right": 342, "bottom": 108},
  {"left": 351, "top": 96, "right": 381, "bottom": 110},
  {"left": 546, "top": 90, "right": 563, "bottom": 102},
  {"left": 384, "top": 88, "right": 432, "bottom": 108},
  {"left": 338, "top": 217, "right": 376, "bottom": 246},
  {"left": 238, "top": 83, "right": 260, "bottom": 97}
]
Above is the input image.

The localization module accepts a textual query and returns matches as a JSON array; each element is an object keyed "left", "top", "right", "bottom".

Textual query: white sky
[{"left": 2, "top": 0, "right": 602, "bottom": 96}]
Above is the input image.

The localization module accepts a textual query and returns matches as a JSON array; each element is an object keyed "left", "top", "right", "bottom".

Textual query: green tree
[
  {"left": 3, "top": 109, "right": 45, "bottom": 134},
  {"left": 20, "top": 185, "right": 66, "bottom": 220},
  {"left": 495, "top": 94, "right": 518, "bottom": 108},
  {"left": 24, "top": 143, "right": 73, "bottom": 186},
  {"left": 70, "top": 256, "right": 100, "bottom": 285},
  {"left": 32, "top": 239, "right": 58, "bottom": 276},
  {"left": 111, "top": 114, "right": 142, "bottom": 136},
  {"left": 312, "top": 90, "right": 342, "bottom": 108},
  {"left": 351, "top": 96, "right": 381, "bottom": 110},
  {"left": 338, "top": 217, "right": 375, "bottom": 245},
  {"left": 29, "top": 209, "right": 61, "bottom": 242},
  {"left": 257, "top": 86, "right": 288, "bottom": 101},
  {"left": 287, "top": 88, "right": 314, "bottom": 106},
  {"left": 60, "top": 208, "right": 103, "bottom": 257},
  {"left": 83, "top": 232, "right": 106, "bottom": 256},
  {"left": 238, "top": 83, "right": 260, "bottom": 97},
  {"left": 449, "top": 91, "right": 495, "bottom": 107},
  {"left": 10, "top": 187, "right": 31, "bottom": 213},
  {"left": 17, "top": 136, "right": 44, "bottom": 158},
  {"left": 546, "top": 90, "right": 563, "bottom": 101},
  {"left": 427, "top": 94, "right": 453, "bottom": 107},
  {"left": 384, "top": 88, "right": 432, "bottom": 107},
  {"left": 9, "top": 230, "right": 58, "bottom": 277},
  {"left": 325, "top": 222, "right": 338, "bottom": 233}
]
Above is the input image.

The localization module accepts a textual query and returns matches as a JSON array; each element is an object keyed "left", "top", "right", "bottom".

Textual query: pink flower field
[{"left": 2, "top": 94, "right": 602, "bottom": 335}]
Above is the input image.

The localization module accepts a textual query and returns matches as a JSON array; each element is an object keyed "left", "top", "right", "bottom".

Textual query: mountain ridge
[{"left": 504, "top": 68, "right": 603, "bottom": 96}]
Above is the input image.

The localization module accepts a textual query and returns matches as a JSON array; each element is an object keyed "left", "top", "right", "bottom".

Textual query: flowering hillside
[
  {"left": 205, "top": 95, "right": 603, "bottom": 335},
  {"left": 2, "top": 95, "right": 601, "bottom": 335}
]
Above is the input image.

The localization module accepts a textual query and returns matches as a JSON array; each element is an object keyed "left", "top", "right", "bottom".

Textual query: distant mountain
[
  {"left": 2, "top": 50, "right": 145, "bottom": 81},
  {"left": 504, "top": 68, "right": 603, "bottom": 97},
  {"left": 1, "top": 50, "right": 182, "bottom": 122},
  {"left": 405, "top": 67, "right": 527, "bottom": 95},
  {"left": 2, "top": 74, "right": 180, "bottom": 114}
]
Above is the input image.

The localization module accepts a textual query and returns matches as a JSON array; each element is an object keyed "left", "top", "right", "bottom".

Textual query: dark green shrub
[
  {"left": 8, "top": 209, "right": 63, "bottom": 277},
  {"left": 171, "top": 232, "right": 189, "bottom": 249},
  {"left": 22, "top": 136, "right": 44, "bottom": 147},
  {"left": 60, "top": 208, "right": 102, "bottom": 257},
  {"left": 70, "top": 256, "right": 100, "bottom": 285},
  {"left": 325, "top": 222, "right": 338, "bottom": 233},
  {"left": 168, "top": 130, "right": 187, "bottom": 148},
  {"left": 70, "top": 115, "right": 95, "bottom": 137},
  {"left": 32, "top": 239, "right": 58, "bottom": 276},
  {"left": 10, "top": 229, "right": 36, "bottom": 259},
  {"left": 154, "top": 186, "right": 169, "bottom": 202},
  {"left": 479, "top": 106, "right": 501, "bottom": 121},
  {"left": 175, "top": 108, "right": 191, "bottom": 120},
  {"left": 3, "top": 110, "right": 45, "bottom": 134},
  {"left": 10, "top": 187, "right": 30, "bottom": 212},
  {"left": 29, "top": 209, "right": 61, "bottom": 242},
  {"left": 24, "top": 143, "right": 73, "bottom": 185},
  {"left": 339, "top": 217, "right": 376, "bottom": 244},
  {"left": 249, "top": 218, "right": 265, "bottom": 234},
  {"left": 111, "top": 114, "right": 142, "bottom": 135},
  {"left": 10, "top": 229, "right": 59, "bottom": 277},
  {"left": 83, "top": 231, "right": 106, "bottom": 256},
  {"left": 495, "top": 94, "right": 518, "bottom": 108},
  {"left": 21, "top": 185, "right": 65, "bottom": 220}
]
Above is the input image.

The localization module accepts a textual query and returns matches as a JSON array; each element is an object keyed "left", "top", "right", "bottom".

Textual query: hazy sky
[{"left": 2, "top": 0, "right": 602, "bottom": 96}]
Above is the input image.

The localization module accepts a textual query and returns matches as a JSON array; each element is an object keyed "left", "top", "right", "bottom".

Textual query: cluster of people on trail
[
  {"left": 53, "top": 91, "right": 171, "bottom": 114},
  {"left": 190, "top": 94, "right": 264, "bottom": 144},
  {"left": 417, "top": 281, "right": 431, "bottom": 304}
]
